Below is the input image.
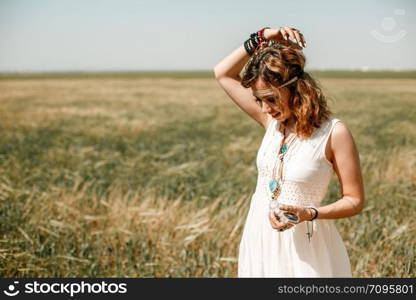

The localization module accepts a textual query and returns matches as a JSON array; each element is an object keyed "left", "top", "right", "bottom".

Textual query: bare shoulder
[
  {"left": 327, "top": 121, "right": 357, "bottom": 162},
  {"left": 331, "top": 121, "right": 355, "bottom": 146}
]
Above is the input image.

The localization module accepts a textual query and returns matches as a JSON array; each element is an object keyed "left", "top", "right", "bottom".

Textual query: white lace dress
[{"left": 237, "top": 116, "right": 352, "bottom": 277}]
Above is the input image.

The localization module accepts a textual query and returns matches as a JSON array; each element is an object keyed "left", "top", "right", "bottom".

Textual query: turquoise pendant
[
  {"left": 280, "top": 144, "right": 288, "bottom": 154},
  {"left": 269, "top": 179, "right": 279, "bottom": 193}
]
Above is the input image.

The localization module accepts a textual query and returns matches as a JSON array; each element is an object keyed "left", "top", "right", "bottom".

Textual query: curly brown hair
[{"left": 241, "top": 42, "right": 332, "bottom": 139}]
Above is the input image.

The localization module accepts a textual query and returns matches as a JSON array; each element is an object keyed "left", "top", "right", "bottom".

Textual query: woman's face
[{"left": 251, "top": 77, "right": 293, "bottom": 122}]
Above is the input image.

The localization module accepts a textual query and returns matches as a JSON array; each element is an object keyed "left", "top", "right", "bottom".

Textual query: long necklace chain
[
  {"left": 269, "top": 125, "right": 296, "bottom": 210},
  {"left": 268, "top": 123, "right": 314, "bottom": 243}
]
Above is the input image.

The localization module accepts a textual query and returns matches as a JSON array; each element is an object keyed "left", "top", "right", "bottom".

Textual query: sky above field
[{"left": 0, "top": 0, "right": 415, "bottom": 72}]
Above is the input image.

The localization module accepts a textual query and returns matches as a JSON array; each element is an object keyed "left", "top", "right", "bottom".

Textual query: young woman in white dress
[{"left": 214, "top": 26, "right": 365, "bottom": 277}]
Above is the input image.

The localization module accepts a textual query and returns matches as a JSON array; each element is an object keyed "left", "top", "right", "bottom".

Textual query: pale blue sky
[{"left": 0, "top": 0, "right": 415, "bottom": 72}]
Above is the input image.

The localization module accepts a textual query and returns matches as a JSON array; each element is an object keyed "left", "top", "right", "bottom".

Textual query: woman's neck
[{"left": 280, "top": 118, "right": 297, "bottom": 135}]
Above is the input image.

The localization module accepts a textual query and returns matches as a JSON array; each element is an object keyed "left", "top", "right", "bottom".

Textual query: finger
[
  {"left": 275, "top": 220, "right": 289, "bottom": 229},
  {"left": 269, "top": 212, "right": 287, "bottom": 229},
  {"left": 293, "top": 30, "right": 304, "bottom": 47},
  {"left": 283, "top": 31, "right": 302, "bottom": 50},
  {"left": 279, "top": 204, "right": 296, "bottom": 212},
  {"left": 278, "top": 223, "right": 292, "bottom": 231},
  {"left": 269, "top": 211, "right": 282, "bottom": 227},
  {"left": 279, "top": 205, "right": 301, "bottom": 222},
  {"left": 298, "top": 32, "right": 307, "bottom": 47},
  {"left": 279, "top": 27, "right": 289, "bottom": 40},
  {"left": 272, "top": 211, "right": 286, "bottom": 225},
  {"left": 284, "top": 27, "right": 297, "bottom": 44}
]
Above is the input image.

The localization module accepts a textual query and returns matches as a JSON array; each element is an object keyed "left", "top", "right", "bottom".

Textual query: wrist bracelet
[
  {"left": 308, "top": 207, "right": 318, "bottom": 221},
  {"left": 244, "top": 33, "right": 259, "bottom": 56},
  {"left": 257, "top": 26, "right": 270, "bottom": 48},
  {"left": 244, "top": 27, "right": 271, "bottom": 56},
  {"left": 243, "top": 38, "right": 254, "bottom": 56},
  {"left": 250, "top": 32, "right": 259, "bottom": 48}
]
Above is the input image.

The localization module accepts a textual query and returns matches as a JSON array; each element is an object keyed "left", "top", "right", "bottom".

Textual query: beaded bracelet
[
  {"left": 257, "top": 26, "right": 270, "bottom": 48},
  {"left": 243, "top": 26, "right": 271, "bottom": 56}
]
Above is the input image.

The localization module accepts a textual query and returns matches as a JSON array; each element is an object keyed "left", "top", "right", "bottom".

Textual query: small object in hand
[{"left": 274, "top": 208, "right": 299, "bottom": 224}]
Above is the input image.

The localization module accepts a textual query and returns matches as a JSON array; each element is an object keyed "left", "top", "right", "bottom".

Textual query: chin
[{"left": 279, "top": 115, "right": 288, "bottom": 121}]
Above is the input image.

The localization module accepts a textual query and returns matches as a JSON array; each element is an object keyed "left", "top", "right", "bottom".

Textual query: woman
[{"left": 213, "top": 27, "right": 365, "bottom": 277}]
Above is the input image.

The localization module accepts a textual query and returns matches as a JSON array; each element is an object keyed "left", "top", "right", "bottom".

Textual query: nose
[{"left": 262, "top": 102, "right": 274, "bottom": 114}]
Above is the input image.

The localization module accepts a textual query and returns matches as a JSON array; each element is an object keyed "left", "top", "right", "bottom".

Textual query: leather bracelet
[
  {"left": 243, "top": 38, "right": 254, "bottom": 56},
  {"left": 308, "top": 207, "right": 318, "bottom": 221},
  {"left": 249, "top": 32, "right": 259, "bottom": 48}
]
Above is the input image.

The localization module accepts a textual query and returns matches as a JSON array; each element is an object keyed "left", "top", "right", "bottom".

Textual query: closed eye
[
  {"left": 255, "top": 97, "right": 277, "bottom": 104},
  {"left": 255, "top": 98, "right": 263, "bottom": 107},
  {"left": 255, "top": 97, "right": 279, "bottom": 106}
]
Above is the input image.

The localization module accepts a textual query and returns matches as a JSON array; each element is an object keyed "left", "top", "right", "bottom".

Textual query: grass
[{"left": 0, "top": 73, "right": 415, "bottom": 277}]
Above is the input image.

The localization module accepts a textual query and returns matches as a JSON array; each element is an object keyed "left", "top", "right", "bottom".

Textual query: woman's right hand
[
  {"left": 264, "top": 27, "right": 306, "bottom": 49},
  {"left": 268, "top": 210, "right": 295, "bottom": 231}
]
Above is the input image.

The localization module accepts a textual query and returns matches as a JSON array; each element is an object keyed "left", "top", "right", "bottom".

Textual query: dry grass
[{"left": 0, "top": 75, "right": 415, "bottom": 277}]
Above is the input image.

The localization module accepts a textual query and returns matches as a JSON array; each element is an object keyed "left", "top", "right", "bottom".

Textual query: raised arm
[
  {"left": 213, "top": 27, "right": 306, "bottom": 129},
  {"left": 214, "top": 44, "right": 267, "bottom": 128}
]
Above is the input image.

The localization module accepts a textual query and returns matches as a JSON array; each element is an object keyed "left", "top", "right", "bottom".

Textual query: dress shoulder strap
[
  {"left": 317, "top": 117, "right": 342, "bottom": 164},
  {"left": 322, "top": 117, "right": 341, "bottom": 141}
]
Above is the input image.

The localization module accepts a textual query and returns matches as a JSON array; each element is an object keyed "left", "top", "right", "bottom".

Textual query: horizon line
[{"left": 1, "top": 68, "right": 416, "bottom": 74}]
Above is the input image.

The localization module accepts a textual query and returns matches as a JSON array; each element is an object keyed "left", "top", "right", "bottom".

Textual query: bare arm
[
  {"left": 213, "top": 44, "right": 249, "bottom": 80},
  {"left": 214, "top": 45, "right": 267, "bottom": 128},
  {"left": 272, "top": 122, "right": 365, "bottom": 230},
  {"left": 213, "top": 27, "right": 306, "bottom": 129},
  {"left": 316, "top": 122, "right": 365, "bottom": 219}
]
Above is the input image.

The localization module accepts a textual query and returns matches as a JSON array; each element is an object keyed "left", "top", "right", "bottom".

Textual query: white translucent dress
[{"left": 237, "top": 116, "right": 353, "bottom": 277}]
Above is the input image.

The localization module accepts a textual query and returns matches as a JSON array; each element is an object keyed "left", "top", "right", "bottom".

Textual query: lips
[{"left": 272, "top": 112, "right": 281, "bottom": 118}]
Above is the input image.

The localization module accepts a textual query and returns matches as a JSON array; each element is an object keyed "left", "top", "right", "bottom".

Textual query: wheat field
[{"left": 0, "top": 72, "right": 415, "bottom": 277}]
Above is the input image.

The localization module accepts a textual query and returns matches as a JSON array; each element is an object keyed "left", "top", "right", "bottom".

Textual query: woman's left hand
[
  {"left": 264, "top": 27, "right": 306, "bottom": 49},
  {"left": 278, "top": 204, "right": 313, "bottom": 224}
]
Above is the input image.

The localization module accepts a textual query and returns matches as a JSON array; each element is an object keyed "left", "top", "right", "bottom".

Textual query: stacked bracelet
[
  {"left": 243, "top": 39, "right": 255, "bottom": 56},
  {"left": 243, "top": 27, "right": 270, "bottom": 56}
]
